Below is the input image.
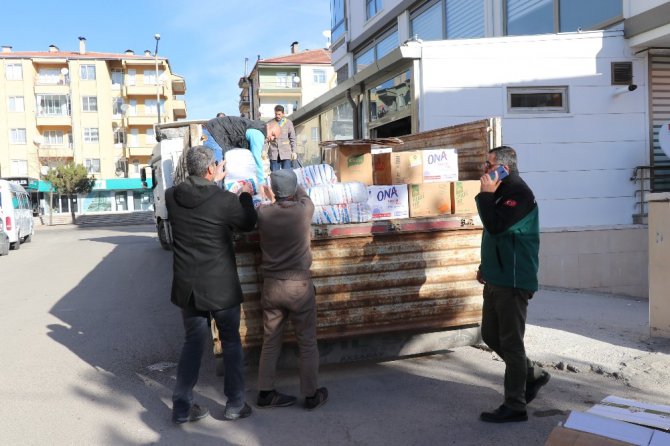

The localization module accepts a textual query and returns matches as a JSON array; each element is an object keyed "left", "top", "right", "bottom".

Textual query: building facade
[
  {"left": 238, "top": 43, "right": 334, "bottom": 165},
  {"left": 0, "top": 37, "right": 186, "bottom": 215},
  {"left": 290, "top": 0, "right": 670, "bottom": 297}
]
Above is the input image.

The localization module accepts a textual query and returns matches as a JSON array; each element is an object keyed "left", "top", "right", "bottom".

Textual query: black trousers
[{"left": 481, "top": 283, "right": 544, "bottom": 411}]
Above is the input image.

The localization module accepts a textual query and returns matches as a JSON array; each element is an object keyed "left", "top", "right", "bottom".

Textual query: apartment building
[
  {"left": 289, "top": 0, "right": 670, "bottom": 297},
  {"left": 238, "top": 42, "right": 334, "bottom": 164},
  {"left": 0, "top": 37, "right": 186, "bottom": 215}
]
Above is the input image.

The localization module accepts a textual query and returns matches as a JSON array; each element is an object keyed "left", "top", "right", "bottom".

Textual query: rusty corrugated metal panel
[{"left": 235, "top": 220, "right": 482, "bottom": 348}]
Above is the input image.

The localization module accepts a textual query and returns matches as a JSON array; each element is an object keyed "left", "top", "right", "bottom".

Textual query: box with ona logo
[
  {"left": 367, "top": 185, "right": 409, "bottom": 220},
  {"left": 422, "top": 148, "right": 458, "bottom": 183}
]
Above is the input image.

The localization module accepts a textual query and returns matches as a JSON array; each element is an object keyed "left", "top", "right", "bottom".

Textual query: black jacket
[
  {"left": 166, "top": 175, "right": 257, "bottom": 311},
  {"left": 475, "top": 173, "right": 536, "bottom": 235},
  {"left": 204, "top": 116, "right": 267, "bottom": 156}
]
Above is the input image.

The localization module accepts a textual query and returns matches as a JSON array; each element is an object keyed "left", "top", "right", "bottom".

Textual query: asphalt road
[{"left": 1, "top": 225, "right": 668, "bottom": 445}]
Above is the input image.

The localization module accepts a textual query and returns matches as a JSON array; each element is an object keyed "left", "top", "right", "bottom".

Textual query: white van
[{"left": 0, "top": 180, "right": 34, "bottom": 250}]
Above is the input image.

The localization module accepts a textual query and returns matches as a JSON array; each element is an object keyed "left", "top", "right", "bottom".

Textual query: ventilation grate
[{"left": 612, "top": 62, "right": 633, "bottom": 85}]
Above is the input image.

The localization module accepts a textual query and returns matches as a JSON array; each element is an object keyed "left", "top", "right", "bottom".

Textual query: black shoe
[
  {"left": 525, "top": 371, "right": 551, "bottom": 404},
  {"left": 305, "top": 387, "right": 328, "bottom": 411},
  {"left": 172, "top": 404, "right": 210, "bottom": 425},
  {"left": 480, "top": 405, "right": 528, "bottom": 423},
  {"left": 223, "top": 402, "right": 252, "bottom": 421},
  {"left": 257, "top": 390, "right": 297, "bottom": 408}
]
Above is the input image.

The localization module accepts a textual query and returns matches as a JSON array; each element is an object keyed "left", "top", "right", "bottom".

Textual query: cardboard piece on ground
[
  {"left": 367, "top": 185, "right": 409, "bottom": 220},
  {"left": 451, "top": 181, "right": 480, "bottom": 214},
  {"left": 408, "top": 183, "right": 452, "bottom": 218},
  {"left": 544, "top": 426, "right": 634, "bottom": 446},
  {"left": 564, "top": 411, "right": 655, "bottom": 446},
  {"left": 587, "top": 396, "right": 670, "bottom": 431}
]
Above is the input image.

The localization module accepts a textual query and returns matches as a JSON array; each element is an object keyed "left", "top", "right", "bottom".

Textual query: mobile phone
[{"left": 489, "top": 165, "right": 508, "bottom": 181}]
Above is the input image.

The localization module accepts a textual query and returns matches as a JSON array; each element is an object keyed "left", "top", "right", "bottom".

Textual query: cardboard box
[
  {"left": 544, "top": 426, "right": 634, "bottom": 446},
  {"left": 451, "top": 181, "right": 480, "bottom": 214},
  {"left": 373, "top": 151, "right": 423, "bottom": 185},
  {"left": 408, "top": 183, "right": 452, "bottom": 218},
  {"left": 422, "top": 148, "right": 458, "bottom": 183},
  {"left": 328, "top": 145, "right": 374, "bottom": 185},
  {"left": 367, "top": 185, "right": 409, "bottom": 220}
]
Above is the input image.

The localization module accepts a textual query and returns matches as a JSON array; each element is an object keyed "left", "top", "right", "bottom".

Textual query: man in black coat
[{"left": 166, "top": 145, "right": 257, "bottom": 424}]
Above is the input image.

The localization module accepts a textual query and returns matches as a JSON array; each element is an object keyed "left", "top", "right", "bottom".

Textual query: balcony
[
  {"left": 172, "top": 100, "right": 186, "bottom": 119},
  {"left": 124, "top": 115, "right": 161, "bottom": 126},
  {"left": 124, "top": 84, "right": 165, "bottom": 97},
  {"left": 37, "top": 144, "right": 74, "bottom": 159},
  {"left": 34, "top": 78, "right": 70, "bottom": 95},
  {"left": 257, "top": 80, "right": 301, "bottom": 98},
  {"left": 127, "top": 145, "right": 155, "bottom": 156},
  {"left": 36, "top": 114, "right": 71, "bottom": 127},
  {"left": 172, "top": 76, "right": 186, "bottom": 95}
]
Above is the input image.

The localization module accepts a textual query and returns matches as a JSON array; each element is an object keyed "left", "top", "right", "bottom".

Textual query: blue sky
[{"left": 0, "top": 0, "right": 331, "bottom": 118}]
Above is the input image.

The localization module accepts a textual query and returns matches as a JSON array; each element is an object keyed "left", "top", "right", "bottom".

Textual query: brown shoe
[{"left": 305, "top": 387, "right": 328, "bottom": 411}]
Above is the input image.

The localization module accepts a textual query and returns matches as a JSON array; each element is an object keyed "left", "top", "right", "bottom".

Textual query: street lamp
[{"left": 154, "top": 33, "right": 161, "bottom": 127}]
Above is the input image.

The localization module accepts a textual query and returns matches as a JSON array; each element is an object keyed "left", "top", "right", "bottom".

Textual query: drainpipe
[{"left": 346, "top": 89, "right": 360, "bottom": 139}]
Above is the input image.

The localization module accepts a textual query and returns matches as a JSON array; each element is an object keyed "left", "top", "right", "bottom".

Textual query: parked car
[{"left": 0, "top": 210, "right": 9, "bottom": 256}]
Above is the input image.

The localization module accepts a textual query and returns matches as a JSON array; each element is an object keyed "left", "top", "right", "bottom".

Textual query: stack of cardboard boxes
[{"left": 328, "top": 144, "right": 480, "bottom": 221}]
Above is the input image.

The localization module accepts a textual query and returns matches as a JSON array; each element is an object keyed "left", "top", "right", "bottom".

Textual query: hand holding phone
[{"left": 489, "top": 165, "right": 508, "bottom": 181}]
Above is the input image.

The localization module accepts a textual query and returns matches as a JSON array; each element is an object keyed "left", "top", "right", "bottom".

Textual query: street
[{"left": 1, "top": 225, "right": 669, "bottom": 446}]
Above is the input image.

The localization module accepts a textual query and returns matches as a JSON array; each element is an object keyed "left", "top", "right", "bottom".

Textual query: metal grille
[{"left": 651, "top": 55, "right": 670, "bottom": 191}]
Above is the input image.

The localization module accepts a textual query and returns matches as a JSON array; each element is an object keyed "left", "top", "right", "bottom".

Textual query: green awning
[{"left": 38, "top": 178, "right": 153, "bottom": 193}]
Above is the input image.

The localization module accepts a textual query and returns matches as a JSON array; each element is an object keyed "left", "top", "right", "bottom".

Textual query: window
[
  {"left": 11, "top": 160, "right": 28, "bottom": 176},
  {"left": 313, "top": 69, "right": 327, "bottom": 84},
  {"left": 82, "top": 96, "right": 98, "bottom": 112},
  {"left": 366, "top": 0, "right": 381, "bottom": 20},
  {"left": 144, "top": 70, "right": 157, "bottom": 85},
  {"left": 113, "top": 128, "right": 126, "bottom": 145},
  {"left": 83, "top": 128, "right": 99, "bottom": 143},
  {"left": 505, "top": 0, "right": 621, "bottom": 35},
  {"left": 311, "top": 127, "right": 319, "bottom": 141},
  {"left": 368, "top": 70, "right": 412, "bottom": 122},
  {"left": 37, "top": 68, "right": 62, "bottom": 84},
  {"left": 336, "top": 64, "right": 349, "bottom": 83},
  {"left": 8, "top": 96, "right": 24, "bottom": 112},
  {"left": 132, "top": 160, "right": 140, "bottom": 175},
  {"left": 355, "top": 47, "right": 375, "bottom": 73},
  {"left": 331, "top": 0, "right": 346, "bottom": 41},
  {"left": 411, "top": 1, "right": 443, "bottom": 41},
  {"left": 112, "top": 98, "right": 124, "bottom": 116},
  {"left": 507, "top": 87, "right": 568, "bottom": 113},
  {"left": 126, "top": 69, "right": 136, "bottom": 86},
  {"left": 10, "top": 128, "right": 27, "bottom": 144},
  {"left": 144, "top": 99, "right": 164, "bottom": 115},
  {"left": 37, "top": 94, "right": 70, "bottom": 116},
  {"left": 43, "top": 130, "right": 64, "bottom": 145},
  {"left": 146, "top": 127, "right": 156, "bottom": 143},
  {"left": 129, "top": 129, "right": 139, "bottom": 146},
  {"left": 85, "top": 158, "right": 101, "bottom": 174},
  {"left": 354, "top": 27, "right": 398, "bottom": 73},
  {"left": 80, "top": 64, "right": 96, "bottom": 80},
  {"left": 5, "top": 63, "right": 22, "bottom": 80},
  {"left": 111, "top": 69, "right": 124, "bottom": 86},
  {"left": 276, "top": 72, "right": 288, "bottom": 88},
  {"left": 446, "top": 0, "right": 485, "bottom": 38},
  {"left": 375, "top": 29, "right": 398, "bottom": 60}
]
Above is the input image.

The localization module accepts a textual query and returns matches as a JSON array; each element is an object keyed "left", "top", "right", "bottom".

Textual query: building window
[
  {"left": 126, "top": 69, "right": 136, "bottom": 86},
  {"left": 146, "top": 128, "right": 156, "bottom": 143},
  {"left": 331, "top": 0, "right": 346, "bottom": 41},
  {"left": 8, "top": 96, "right": 24, "bottom": 112},
  {"left": 411, "top": 1, "right": 443, "bottom": 41},
  {"left": 311, "top": 127, "right": 319, "bottom": 141},
  {"left": 43, "top": 130, "right": 64, "bottom": 145},
  {"left": 111, "top": 69, "right": 124, "bottom": 86},
  {"left": 368, "top": 70, "right": 412, "bottom": 122},
  {"left": 144, "top": 70, "right": 157, "bottom": 85},
  {"left": 82, "top": 96, "right": 98, "bottom": 112},
  {"left": 37, "top": 68, "right": 62, "bottom": 84},
  {"left": 144, "top": 99, "right": 164, "bottom": 116},
  {"left": 366, "top": 0, "right": 381, "bottom": 20},
  {"left": 83, "top": 128, "right": 99, "bottom": 143},
  {"left": 129, "top": 129, "right": 139, "bottom": 146},
  {"left": 354, "top": 27, "right": 398, "bottom": 73},
  {"left": 5, "top": 63, "right": 22, "bottom": 80},
  {"left": 313, "top": 69, "right": 327, "bottom": 84},
  {"left": 505, "top": 0, "right": 621, "bottom": 35},
  {"left": 507, "top": 86, "right": 568, "bottom": 113},
  {"left": 37, "top": 94, "right": 70, "bottom": 116},
  {"left": 80, "top": 64, "right": 96, "bottom": 80},
  {"left": 112, "top": 98, "right": 124, "bottom": 116},
  {"left": 11, "top": 160, "right": 28, "bottom": 176},
  {"left": 85, "top": 158, "right": 101, "bottom": 174},
  {"left": 446, "top": 0, "right": 485, "bottom": 38},
  {"left": 113, "top": 128, "right": 126, "bottom": 145},
  {"left": 132, "top": 160, "right": 140, "bottom": 175},
  {"left": 336, "top": 64, "right": 349, "bottom": 83},
  {"left": 10, "top": 128, "right": 27, "bottom": 144}
]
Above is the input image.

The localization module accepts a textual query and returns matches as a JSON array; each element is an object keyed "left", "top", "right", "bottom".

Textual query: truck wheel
[
  {"left": 157, "top": 220, "right": 172, "bottom": 251},
  {"left": 11, "top": 240, "right": 20, "bottom": 250}
]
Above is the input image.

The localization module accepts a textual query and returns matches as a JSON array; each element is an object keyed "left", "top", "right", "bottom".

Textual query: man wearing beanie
[{"left": 255, "top": 169, "right": 328, "bottom": 410}]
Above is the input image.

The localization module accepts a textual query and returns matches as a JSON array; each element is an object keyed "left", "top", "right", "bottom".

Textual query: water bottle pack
[
  {"left": 307, "top": 182, "right": 368, "bottom": 207},
  {"left": 312, "top": 202, "right": 372, "bottom": 225},
  {"left": 293, "top": 164, "right": 337, "bottom": 188}
]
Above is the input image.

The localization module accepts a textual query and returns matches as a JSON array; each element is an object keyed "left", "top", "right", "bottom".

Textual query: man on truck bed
[
  {"left": 475, "top": 145, "right": 550, "bottom": 423},
  {"left": 167, "top": 145, "right": 257, "bottom": 424}
]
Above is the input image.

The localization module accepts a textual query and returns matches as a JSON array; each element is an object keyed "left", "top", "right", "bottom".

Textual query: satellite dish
[
  {"left": 293, "top": 75, "right": 301, "bottom": 84},
  {"left": 660, "top": 121, "right": 670, "bottom": 158},
  {"left": 120, "top": 104, "right": 130, "bottom": 113},
  {"left": 40, "top": 166, "right": 49, "bottom": 175},
  {"left": 33, "top": 135, "right": 43, "bottom": 145},
  {"left": 60, "top": 67, "right": 69, "bottom": 75}
]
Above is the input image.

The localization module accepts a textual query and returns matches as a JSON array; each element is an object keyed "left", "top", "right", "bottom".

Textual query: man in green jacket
[{"left": 475, "top": 146, "right": 550, "bottom": 423}]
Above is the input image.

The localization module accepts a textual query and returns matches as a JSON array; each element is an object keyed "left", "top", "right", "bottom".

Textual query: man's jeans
[
  {"left": 270, "top": 159, "right": 292, "bottom": 171},
  {"left": 172, "top": 304, "right": 246, "bottom": 418}
]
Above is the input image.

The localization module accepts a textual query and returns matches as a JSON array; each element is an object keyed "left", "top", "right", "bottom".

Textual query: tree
[{"left": 45, "top": 163, "right": 96, "bottom": 224}]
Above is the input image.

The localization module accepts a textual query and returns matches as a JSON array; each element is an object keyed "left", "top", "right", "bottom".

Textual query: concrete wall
[{"left": 539, "top": 226, "right": 648, "bottom": 298}]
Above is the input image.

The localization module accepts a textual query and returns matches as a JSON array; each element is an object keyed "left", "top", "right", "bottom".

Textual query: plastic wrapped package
[
  {"left": 224, "top": 179, "right": 258, "bottom": 195},
  {"left": 293, "top": 164, "right": 337, "bottom": 188},
  {"left": 312, "top": 202, "right": 372, "bottom": 225},
  {"left": 307, "top": 182, "right": 368, "bottom": 207},
  {"left": 225, "top": 148, "right": 265, "bottom": 185}
]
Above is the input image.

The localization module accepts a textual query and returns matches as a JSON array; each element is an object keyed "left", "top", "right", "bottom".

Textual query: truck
[{"left": 142, "top": 118, "right": 501, "bottom": 364}]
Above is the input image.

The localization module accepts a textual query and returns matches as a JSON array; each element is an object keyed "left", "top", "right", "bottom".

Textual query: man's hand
[
  {"left": 480, "top": 170, "right": 500, "bottom": 193},
  {"left": 476, "top": 268, "right": 486, "bottom": 285},
  {"left": 290, "top": 152, "right": 298, "bottom": 161},
  {"left": 238, "top": 181, "right": 254, "bottom": 196},
  {"left": 214, "top": 160, "right": 227, "bottom": 182},
  {"left": 260, "top": 184, "right": 275, "bottom": 203}
]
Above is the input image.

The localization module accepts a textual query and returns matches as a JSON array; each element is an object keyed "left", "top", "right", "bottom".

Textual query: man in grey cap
[{"left": 255, "top": 169, "right": 328, "bottom": 410}]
